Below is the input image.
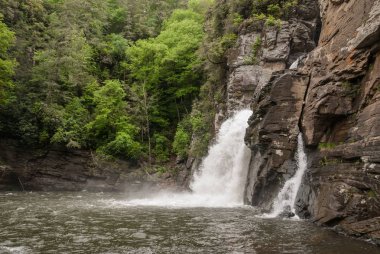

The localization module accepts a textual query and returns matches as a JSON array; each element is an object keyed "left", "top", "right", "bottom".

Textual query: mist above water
[{"left": 119, "top": 109, "right": 252, "bottom": 208}]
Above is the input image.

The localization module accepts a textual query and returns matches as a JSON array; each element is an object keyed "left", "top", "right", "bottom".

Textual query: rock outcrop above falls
[
  {"left": 215, "top": 0, "right": 320, "bottom": 123},
  {"left": 244, "top": 0, "right": 380, "bottom": 244}
]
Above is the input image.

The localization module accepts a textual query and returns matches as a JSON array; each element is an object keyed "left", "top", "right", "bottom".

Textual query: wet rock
[
  {"left": 0, "top": 139, "right": 144, "bottom": 192},
  {"left": 227, "top": 66, "right": 261, "bottom": 111},
  {"left": 279, "top": 210, "right": 296, "bottom": 219},
  {"left": 301, "top": 80, "right": 355, "bottom": 146},
  {"left": 241, "top": 0, "right": 320, "bottom": 211},
  {"left": 243, "top": 0, "right": 380, "bottom": 244},
  {"left": 339, "top": 217, "right": 380, "bottom": 242},
  {"left": 244, "top": 71, "right": 310, "bottom": 207},
  {"left": 294, "top": 0, "right": 380, "bottom": 243},
  {"left": 348, "top": 0, "right": 380, "bottom": 50},
  {"left": 262, "top": 24, "right": 291, "bottom": 62}
]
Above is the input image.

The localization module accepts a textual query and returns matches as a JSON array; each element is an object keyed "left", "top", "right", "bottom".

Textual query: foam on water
[{"left": 116, "top": 109, "right": 252, "bottom": 208}]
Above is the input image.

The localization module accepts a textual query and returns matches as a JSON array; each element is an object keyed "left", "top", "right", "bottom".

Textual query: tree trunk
[{"left": 142, "top": 81, "right": 152, "bottom": 167}]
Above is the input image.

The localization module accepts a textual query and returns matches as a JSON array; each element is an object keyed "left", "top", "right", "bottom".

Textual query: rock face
[
  {"left": 244, "top": 71, "right": 309, "bottom": 208},
  {"left": 244, "top": 0, "right": 380, "bottom": 244},
  {"left": 296, "top": 0, "right": 380, "bottom": 243},
  {"left": 241, "top": 0, "right": 320, "bottom": 208},
  {"left": 0, "top": 139, "right": 159, "bottom": 192},
  {"left": 218, "top": 0, "right": 320, "bottom": 120}
]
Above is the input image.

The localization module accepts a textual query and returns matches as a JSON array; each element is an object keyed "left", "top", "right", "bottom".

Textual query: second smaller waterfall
[{"left": 264, "top": 133, "right": 308, "bottom": 218}]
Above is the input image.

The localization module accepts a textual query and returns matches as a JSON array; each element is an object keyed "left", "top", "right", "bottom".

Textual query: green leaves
[
  {"left": 153, "top": 134, "right": 170, "bottom": 162},
  {"left": 0, "top": 0, "right": 213, "bottom": 163},
  {"left": 85, "top": 80, "right": 142, "bottom": 159},
  {"left": 51, "top": 98, "right": 89, "bottom": 148},
  {"left": 173, "top": 117, "right": 192, "bottom": 158},
  {"left": 0, "top": 17, "right": 16, "bottom": 105},
  {"left": 126, "top": 7, "right": 205, "bottom": 120},
  {"left": 101, "top": 131, "right": 142, "bottom": 159},
  {"left": 0, "top": 19, "right": 15, "bottom": 56},
  {"left": 188, "top": 0, "right": 214, "bottom": 15},
  {"left": 207, "top": 33, "right": 237, "bottom": 63},
  {"left": 126, "top": 40, "right": 168, "bottom": 87},
  {"left": 32, "top": 29, "right": 94, "bottom": 105}
]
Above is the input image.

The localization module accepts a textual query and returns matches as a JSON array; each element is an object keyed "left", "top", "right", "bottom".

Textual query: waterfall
[
  {"left": 122, "top": 109, "right": 253, "bottom": 207},
  {"left": 264, "top": 133, "right": 308, "bottom": 218}
]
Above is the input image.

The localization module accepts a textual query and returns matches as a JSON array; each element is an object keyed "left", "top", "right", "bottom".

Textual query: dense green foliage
[
  {"left": 0, "top": 0, "right": 212, "bottom": 166},
  {"left": 0, "top": 16, "right": 16, "bottom": 106}
]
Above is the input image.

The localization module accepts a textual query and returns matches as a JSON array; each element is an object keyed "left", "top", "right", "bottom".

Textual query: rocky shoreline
[{"left": 0, "top": 139, "right": 188, "bottom": 193}]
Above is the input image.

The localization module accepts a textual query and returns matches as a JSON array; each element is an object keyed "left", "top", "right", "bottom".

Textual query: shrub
[
  {"left": 318, "top": 142, "right": 337, "bottom": 150},
  {"left": 208, "top": 33, "right": 238, "bottom": 62},
  {"left": 267, "top": 4, "right": 281, "bottom": 18},
  {"left": 232, "top": 13, "right": 244, "bottom": 26},
  {"left": 253, "top": 13, "right": 267, "bottom": 21},
  {"left": 265, "top": 15, "right": 281, "bottom": 27},
  {"left": 153, "top": 133, "right": 170, "bottom": 163},
  {"left": 173, "top": 117, "right": 192, "bottom": 157},
  {"left": 99, "top": 130, "right": 142, "bottom": 159}
]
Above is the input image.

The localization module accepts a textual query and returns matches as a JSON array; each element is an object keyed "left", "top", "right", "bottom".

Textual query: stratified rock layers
[
  {"left": 297, "top": 0, "right": 380, "bottom": 243},
  {"left": 0, "top": 139, "right": 157, "bottom": 192},
  {"left": 244, "top": 0, "right": 380, "bottom": 243},
  {"left": 244, "top": 72, "right": 309, "bottom": 208},
  {"left": 242, "top": 0, "right": 320, "bottom": 208}
]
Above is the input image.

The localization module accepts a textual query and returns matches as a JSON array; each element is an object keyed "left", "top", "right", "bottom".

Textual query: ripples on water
[{"left": 0, "top": 192, "right": 379, "bottom": 254}]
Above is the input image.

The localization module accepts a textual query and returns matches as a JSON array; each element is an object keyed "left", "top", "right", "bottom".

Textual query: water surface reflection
[{"left": 0, "top": 192, "right": 378, "bottom": 253}]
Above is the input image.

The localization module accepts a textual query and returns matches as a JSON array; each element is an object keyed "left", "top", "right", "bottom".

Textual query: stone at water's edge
[
  {"left": 279, "top": 209, "right": 296, "bottom": 219},
  {"left": 244, "top": 0, "right": 380, "bottom": 243},
  {"left": 0, "top": 139, "right": 169, "bottom": 192}
]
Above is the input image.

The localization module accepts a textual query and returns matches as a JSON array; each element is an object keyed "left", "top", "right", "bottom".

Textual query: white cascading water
[
  {"left": 264, "top": 133, "right": 308, "bottom": 218},
  {"left": 118, "top": 109, "right": 252, "bottom": 207}
]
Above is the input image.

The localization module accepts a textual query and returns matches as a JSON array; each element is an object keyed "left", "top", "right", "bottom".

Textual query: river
[{"left": 0, "top": 192, "right": 379, "bottom": 254}]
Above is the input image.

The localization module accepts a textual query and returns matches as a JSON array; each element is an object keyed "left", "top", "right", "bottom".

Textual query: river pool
[{"left": 0, "top": 192, "right": 378, "bottom": 254}]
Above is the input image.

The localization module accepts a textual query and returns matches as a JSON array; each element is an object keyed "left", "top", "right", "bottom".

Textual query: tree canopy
[{"left": 0, "top": 0, "right": 214, "bottom": 167}]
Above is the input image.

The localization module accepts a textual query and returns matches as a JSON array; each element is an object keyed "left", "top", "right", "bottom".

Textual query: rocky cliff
[
  {"left": 244, "top": 0, "right": 380, "bottom": 244},
  {"left": 0, "top": 139, "right": 178, "bottom": 192},
  {"left": 180, "top": 0, "right": 320, "bottom": 187}
]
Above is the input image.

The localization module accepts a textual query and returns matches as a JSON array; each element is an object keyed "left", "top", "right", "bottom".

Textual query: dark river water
[{"left": 0, "top": 192, "right": 379, "bottom": 254}]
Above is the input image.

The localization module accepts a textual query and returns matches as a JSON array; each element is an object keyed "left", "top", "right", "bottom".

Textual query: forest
[{"left": 0, "top": 0, "right": 217, "bottom": 169}]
